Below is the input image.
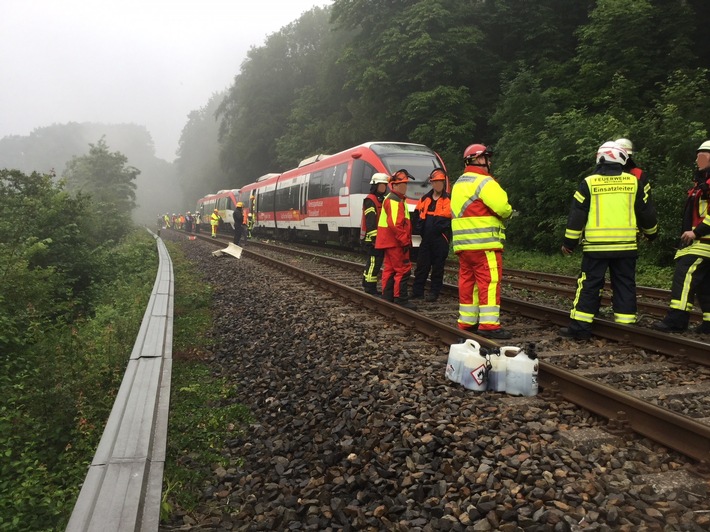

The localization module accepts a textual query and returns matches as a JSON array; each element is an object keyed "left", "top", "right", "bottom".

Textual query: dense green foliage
[
  {"left": 197, "top": 0, "right": 710, "bottom": 265},
  {"left": 161, "top": 242, "right": 252, "bottom": 520},
  {"left": 0, "top": 168, "right": 157, "bottom": 530}
]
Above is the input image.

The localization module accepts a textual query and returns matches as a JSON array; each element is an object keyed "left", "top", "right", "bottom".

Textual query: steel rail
[
  {"left": 201, "top": 235, "right": 710, "bottom": 464},
  {"left": 540, "top": 364, "right": 710, "bottom": 463}
]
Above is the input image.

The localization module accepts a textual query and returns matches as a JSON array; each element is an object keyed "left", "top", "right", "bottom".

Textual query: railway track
[{"left": 198, "top": 233, "right": 710, "bottom": 468}]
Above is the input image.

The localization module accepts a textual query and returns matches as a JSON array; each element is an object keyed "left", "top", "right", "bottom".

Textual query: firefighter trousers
[
  {"left": 412, "top": 235, "right": 449, "bottom": 297},
  {"left": 381, "top": 246, "right": 412, "bottom": 301},
  {"left": 568, "top": 254, "right": 637, "bottom": 333},
  {"left": 362, "top": 244, "right": 384, "bottom": 293},
  {"left": 457, "top": 249, "right": 502, "bottom": 331},
  {"left": 663, "top": 254, "right": 710, "bottom": 329}
]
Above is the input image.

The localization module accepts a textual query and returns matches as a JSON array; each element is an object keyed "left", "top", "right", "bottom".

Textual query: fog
[{"left": 0, "top": 0, "right": 330, "bottom": 162}]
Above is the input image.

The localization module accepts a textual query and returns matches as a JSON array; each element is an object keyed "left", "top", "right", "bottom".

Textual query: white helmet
[
  {"left": 697, "top": 140, "right": 710, "bottom": 152},
  {"left": 597, "top": 141, "right": 628, "bottom": 165},
  {"left": 614, "top": 138, "right": 633, "bottom": 155},
  {"left": 370, "top": 172, "right": 390, "bottom": 185}
]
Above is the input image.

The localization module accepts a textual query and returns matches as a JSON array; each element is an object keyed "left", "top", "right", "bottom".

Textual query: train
[{"left": 195, "top": 141, "right": 446, "bottom": 247}]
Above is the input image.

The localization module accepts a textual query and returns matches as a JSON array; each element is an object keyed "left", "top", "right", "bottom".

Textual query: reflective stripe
[
  {"left": 614, "top": 313, "right": 636, "bottom": 324},
  {"left": 451, "top": 172, "right": 509, "bottom": 252},
  {"left": 570, "top": 309, "right": 595, "bottom": 323},
  {"left": 570, "top": 272, "right": 594, "bottom": 322},
  {"left": 675, "top": 241, "right": 710, "bottom": 259},
  {"left": 669, "top": 257, "right": 703, "bottom": 311},
  {"left": 582, "top": 172, "right": 638, "bottom": 251}
]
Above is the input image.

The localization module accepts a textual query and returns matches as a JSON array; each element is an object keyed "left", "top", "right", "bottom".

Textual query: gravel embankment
[{"left": 161, "top": 234, "right": 710, "bottom": 531}]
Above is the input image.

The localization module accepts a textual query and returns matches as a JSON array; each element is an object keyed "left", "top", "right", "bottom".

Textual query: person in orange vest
[
  {"left": 411, "top": 168, "right": 452, "bottom": 302},
  {"left": 210, "top": 209, "right": 220, "bottom": 238},
  {"left": 360, "top": 172, "right": 389, "bottom": 294},
  {"left": 375, "top": 169, "right": 416, "bottom": 309}
]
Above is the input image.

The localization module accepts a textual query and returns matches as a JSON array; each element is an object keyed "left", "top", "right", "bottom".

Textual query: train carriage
[
  {"left": 195, "top": 189, "right": 241, "bottom": 231},
  {"left": 236, "top": 141, "right": 445, "bottom": 247}
]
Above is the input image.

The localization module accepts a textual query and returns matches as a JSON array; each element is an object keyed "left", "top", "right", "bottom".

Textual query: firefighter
[
  {"left": 210, "top": 208, "right": 220, "bottom": 238},
  {"left": 451, "top": 144, "right": 513, "bottom": 339},
  {"left": 233, "top": 202, "right": 245, "bottom": 246},
  {"left": 361, "top": 173, "right": 389, "bottom": 294},
  {"left": 411, "top": 168, "right": 452, "bottom": 302},
  {"left": 653, "top": 140, "right": 710, "bottom": 334},
  {"left": 615, "top": 138, "right": 645, "bottom": 180},
  {"left": 375, "top": 169, "right": 416, "bottom": 309},
  {"left": 560, "top": 141, "right": 658, "bottom": 340}
]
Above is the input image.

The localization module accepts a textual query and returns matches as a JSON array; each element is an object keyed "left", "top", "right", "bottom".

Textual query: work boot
[
  {"left": 478, "top": 328, "right": 512, "bottom": 340},
  {"left": 651, "top": 321, "right": 686, "bottom": 333},
  {"left": 381, "top": 278, "right": 395, "bottom": 302},
  {"left": 425, "top": 293, "right": 439, "bottom": 302},
  {"left": 558, "top": 327, "right": 592, "bottom": 341},
  {"left": 694, "top": 322, "right": 710, "bottom": 334},
  {"left": 394, "top": 297, "right": 417, "bottom": 311},
  {"left": 363, "top": 281, "right": 380, "bottom": 295}
]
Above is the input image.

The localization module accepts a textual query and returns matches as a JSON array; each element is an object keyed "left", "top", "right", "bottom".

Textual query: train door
[
  {"left": 299, "top": 176, "right": 309, "bottom": 220},
  {"left": 336, "top": 162, "right": 349, "bottom": 216}
]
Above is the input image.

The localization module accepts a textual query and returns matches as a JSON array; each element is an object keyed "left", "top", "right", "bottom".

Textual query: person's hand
[
  {"left": 680, "top": 230, "right": 696, "bottom": 246},
  {"left": 561, "top": 245, "right": 573, "bottom": 256}
]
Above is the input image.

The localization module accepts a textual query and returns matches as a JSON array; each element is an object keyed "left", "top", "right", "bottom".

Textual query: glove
[{"left": 561, "top": 245, "right": 573, "bottom": 256}]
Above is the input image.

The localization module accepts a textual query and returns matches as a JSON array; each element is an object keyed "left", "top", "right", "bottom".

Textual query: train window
[
  {"left": 262, "top": 190, "right": 275, "bottom": 211},
  {"left": 350, "top": 160, "right": 378, "bottom": 195},
  {"left": 332, "top": 162, "right": 348, "bottom": 193},
  {"left": 309, "top": 170, "right": 324, "bottom": 200},
  {"left": 276, "top": 185, "right": 299, "bottom": 211}
]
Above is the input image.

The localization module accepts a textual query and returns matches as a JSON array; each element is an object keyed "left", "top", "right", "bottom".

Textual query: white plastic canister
[
  {"left": 445, "top": 339, "right": 480, "bottom": 384},
  {"left": 488, "top": 346, "right": 518, "bottom": 392},
  {"left": 505, "top": 344, "right": 539, "bottom": 397},
  {"left": 460, "top": 345, "right": 489, "bottom": 392}
]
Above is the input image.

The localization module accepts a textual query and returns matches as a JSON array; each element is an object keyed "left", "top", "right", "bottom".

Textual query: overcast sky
[{"left": 1, "top": 0, "right": 331, "bottom": 160}]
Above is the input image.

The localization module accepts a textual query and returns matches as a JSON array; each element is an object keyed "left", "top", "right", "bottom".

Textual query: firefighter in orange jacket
[
  {"left": 375, "top": 169, "right": 416, "bottom": 309},
  {"left": 411, "top": 168, "right": 452, "bottom": 302},
  {"left": 361, "top": 173, "right": 389, "bottom": 294},
  {"left": 451, "top": 144, "right": 513, "bottom": 339}
]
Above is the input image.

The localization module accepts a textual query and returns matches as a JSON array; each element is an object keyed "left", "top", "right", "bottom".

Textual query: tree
[
  {"left": 63, "top": 137, "right": 138, "bottom": 218},
  {"left": 175, "top": 92, "right": 229, "bottom": 207}
]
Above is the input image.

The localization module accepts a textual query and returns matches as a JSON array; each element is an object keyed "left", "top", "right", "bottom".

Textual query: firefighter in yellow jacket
[
  {"left": 451, "top": 144, "right": 513, "bottom": 339},
  {"left": 210, "top": 208, "right": 221, "bottom": 238},
  {"left": 560, "top": 141, "right": 658, "bottom": 340}
]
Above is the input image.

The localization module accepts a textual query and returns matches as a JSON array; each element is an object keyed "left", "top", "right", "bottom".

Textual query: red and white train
[{"left": 196, "top": 141, "right": 446, "bottom": 247}]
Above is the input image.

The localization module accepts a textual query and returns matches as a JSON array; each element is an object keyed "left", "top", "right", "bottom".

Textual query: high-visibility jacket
[
  {"left": 413, "top": 190, "right": 452, "bottom": 240},
  {"left": 451, "top": 169, "right": 512, "bottom": 252},
  {"left": 210, "top": 212, "right": 220, "bottom": 226},
  {"left": 676, "top": 168, "right": 710, "bottom": 258},
  {"left": 360, "top": 193, "right": 384, "bottom": 243},
  {"left": 375, "top": 191, "right": 412, "bottom": 249},
  {"left": 563, "top": 167, "right": 657, "bottom": 254}
]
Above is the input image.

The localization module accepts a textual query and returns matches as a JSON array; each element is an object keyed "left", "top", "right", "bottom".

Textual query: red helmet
[
  {"left": 429, "top": 168, "right": 447, "bottom": 182},
  {"left": 464, "top": 144, "right": 493, "bottom": 164}
]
